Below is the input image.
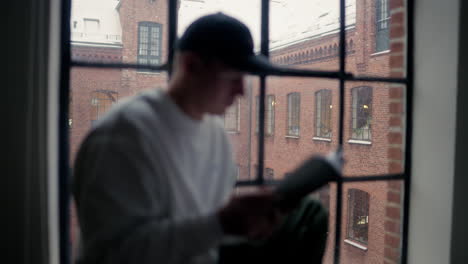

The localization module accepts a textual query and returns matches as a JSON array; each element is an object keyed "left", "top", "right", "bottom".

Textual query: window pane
[
  {"left": 235, "top": 184, "right": 335, "bottom": 263},
  {"left": 264, "top": 77, "right": 339, "bottom": 181},
  {"left": 346, "top": 0, "right": 406, "bottom": 78},
  {"left": 69, "top": 67, "right": 168, "bottom": 260},
  {"left": 337, "top": 181, "right": 404, "bottom": 264},
  {"left": 270, "top": 0, "right": 354, "bottom": 71},
  {"left": 343, "top": 82, "right": 406, "bottom": 177},
  {"left": 70, "top": 0, "right": 168, "bottom": 66},
  {"left": 178, "top": 0, "right": 261, "bottom": 49}
]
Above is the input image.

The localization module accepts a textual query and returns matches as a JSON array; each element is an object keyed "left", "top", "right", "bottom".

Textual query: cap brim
[{"left": 237, "top": 54, "right": 281, "bottom": 75}]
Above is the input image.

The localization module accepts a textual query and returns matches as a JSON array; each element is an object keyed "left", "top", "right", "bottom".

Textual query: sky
[{"left": 178, "top": 0, "right": 356, "bottom": 50}]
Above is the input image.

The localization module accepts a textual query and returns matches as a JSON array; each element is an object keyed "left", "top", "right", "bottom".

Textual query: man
[{"left": 73, "top": 13, "right": 327, "bottom": 264}]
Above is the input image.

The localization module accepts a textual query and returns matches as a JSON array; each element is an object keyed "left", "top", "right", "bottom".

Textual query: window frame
[
  {"left": 315, "top": 89, "right": 332, "bottom": 139},
  {"left": 137, "top": 21, "right": 163, "bottom": 72},
  {"left": 62, "top": 0, "right": 414, "bottom": 263},
  {"left": 346, "top": 188, "right": 370, "bottom": 245},
  {"left": 350, "top": 86, "right": 373, "bottom": 141},
  {"left": 286, "top": 92, "right": 301, "bottom": 137},
  {"left": 256, "top": 94, "right": 275, "bottom": 136},
  {"left": 90, "top": 90, "right": 118, "bottom": 125},
  {"left": 375, "top": 0, "right": 390, "bottom": 52},
  {"left": 224, "top": 98, "right": 240, "bottom": 132}
]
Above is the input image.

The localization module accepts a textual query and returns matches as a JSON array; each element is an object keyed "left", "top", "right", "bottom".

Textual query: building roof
[{"left": 70, "top": 0, "right": 122, "bottom": 47}]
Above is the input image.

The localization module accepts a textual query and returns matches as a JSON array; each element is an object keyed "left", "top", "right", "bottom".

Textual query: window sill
[
  {"left": 370, "top": 49, "right": 390, "bottom": 57},
  {"left": 348, "top": 139, "right": 372, "bottom": 145},
  {"left": 344, "top": 239, "right": 368, "bottom": 251},
  {"left": 285, "top": 135, "right": 300, "bottom": 139},
  {"left": 137, "top": 71, "right": 162, "bottom": 75},
  {"left": 313, "top": 137, "right": 332, "bottom": 142},
  {"left": 226, "top": 130, "right": 240, "bottom": 134}
]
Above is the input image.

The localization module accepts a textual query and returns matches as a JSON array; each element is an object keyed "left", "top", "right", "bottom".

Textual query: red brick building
[{"left": 70, "top": 0, "right": 406, "bottom": 263}]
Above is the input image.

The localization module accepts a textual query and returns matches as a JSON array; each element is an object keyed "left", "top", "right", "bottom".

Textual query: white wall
[{"left": 409, "top": 0, "right": 460, "bottom": 263}]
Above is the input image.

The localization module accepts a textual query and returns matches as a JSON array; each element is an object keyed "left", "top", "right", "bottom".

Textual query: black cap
[{"left": 176, "top": 12, "right": 277, "bottom": 75}]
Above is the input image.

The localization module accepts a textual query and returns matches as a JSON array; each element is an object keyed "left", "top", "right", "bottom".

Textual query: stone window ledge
[
  {"left": 348, "top": 139, "right": 372, "bottom": 145},
  {"left": 344, "top": 239, "right": 368, "bottom": 251},
  {"left": 313, "top": 137, "right": 332, "bottom": 142}
]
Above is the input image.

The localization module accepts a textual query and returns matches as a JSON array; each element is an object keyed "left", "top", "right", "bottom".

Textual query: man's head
[{"left": 169, "top": 13, "right": 275, "bottom": 117}]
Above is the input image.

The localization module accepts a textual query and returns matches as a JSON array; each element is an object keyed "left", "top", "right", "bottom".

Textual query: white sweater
[{"left": 73, "top": 89, "right": 236, "bottom": 264}]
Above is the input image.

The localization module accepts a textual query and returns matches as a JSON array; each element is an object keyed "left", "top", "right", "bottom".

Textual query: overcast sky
[{"left": 178, "top": 0, "right": 355, "bottom": 49}]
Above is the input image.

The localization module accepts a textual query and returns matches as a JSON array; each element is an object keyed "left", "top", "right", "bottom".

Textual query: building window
[
  {"left": 375, "top": 0, "right": 390, "bottom": 52},
  {"left": 347, "top": 189, "right": 370, "bottom": 244},
  {"left": 256, "top": 95, "right": 275, "bottom": 135},
  {"left": 90, "top": 91, "right": 118, "bottom": 125},
  {"left": 287, "top": 92, "right": 301, "bottom": 136},
  {"left": 83, "top": 18, "right": 99, "bottom": 33},
  {"left": 351, "top": 86, "right": 372, "bottom": 141},
  {"left": 315, "top": 89, "right": 332, "bottom": 138},
  {"left": 265, "top": 168, "right": 274, "bottom": 180},
  {"left": 224, "top": 98, "right": 240, "bottom": 132},
  {"left": 138, "top": 22, "right": 162, "bottom": 69},
  {"left": 254, "top": 165, "right": 274, "bottom": 180}
]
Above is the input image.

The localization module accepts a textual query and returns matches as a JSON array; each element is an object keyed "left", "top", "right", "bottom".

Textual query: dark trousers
[{"left": 218, "top": 198, "right": 328, "bottom": 264}]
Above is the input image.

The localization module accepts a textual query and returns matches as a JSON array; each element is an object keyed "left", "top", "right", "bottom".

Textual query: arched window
[
  {"left": 287, "top": 92, "right": 301, "bottom": 136},
  {"left": 315, "top": 89, "right": 332, "bottom": 138},
  {"left": 351, "top": 86, "right": 373, "bottom": 140},
  {"left": 90, "top": 91, "right": 118, "bottom": 125},
  {"left": 347, "top": 189, "right": 370, "bottom": 244}
]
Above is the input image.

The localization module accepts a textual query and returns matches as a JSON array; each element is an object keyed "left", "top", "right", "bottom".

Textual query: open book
[{"left": 274, "top": 150, "right": 344, "bottom": 210}]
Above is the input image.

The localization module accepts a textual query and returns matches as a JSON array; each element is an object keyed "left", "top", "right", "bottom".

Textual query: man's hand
[{"left": 217, "top": 189, "right": 284, "bottom": 240}]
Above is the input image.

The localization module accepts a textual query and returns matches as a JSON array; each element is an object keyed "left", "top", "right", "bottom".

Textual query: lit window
[
  {"left": 376, "top": 0, "right": 390, "bottom": 52},
  {"left": 138, "top": 22, "right": 162, "bottom": 69},
  {"left": 224, "top": 98, "right": 240, "bottom": 132},
  {"left": 351, "top": 86, "right": 372, "bottom": 141},
  {"left": 347, "top": 189, "right": 370, "bottom": 244},
  {"left": 287, "top": 92, "right": 300, "bottom": 136},
  {"left": 256, "top": 95, "right": 275, "bottom": 135},
  {"left": 315, "top": 89, "right": 332, "bottom": 138},
  {"left": 90, "top": 91, "right": 118, "bottom": 125}
]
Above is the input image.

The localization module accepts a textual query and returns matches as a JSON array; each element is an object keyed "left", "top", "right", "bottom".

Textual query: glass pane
[
  {"left": 178, "top": 0, "right": 261, "bottom": 49},
  {"left": 343, "top": 82, "right": 406, "bottom": 177},
  {"left": 269, "top": 0, "right": 354, "bottom": 71},
  {"left": 68, "top": 67, "right": 168, "bottom": 260},
  {"left": 70, "top": 0, "right": 168, "bottom": 66},
  {"left": 262, "top": 77, "right": 340, "bottom": 181},
  {"left": 235, "top": 184, "right": 336, "bottom": 264},
  {"left": 346, "top": 0, "right": 406, "bottom": 78},
  {"left": 337, "top": 181, "right": 404, "bottom": 264}
]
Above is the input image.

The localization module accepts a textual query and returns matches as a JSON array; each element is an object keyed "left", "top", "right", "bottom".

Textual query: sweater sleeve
[{"left": 73, "top": 132, "right": 224, "bottom": 264}]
